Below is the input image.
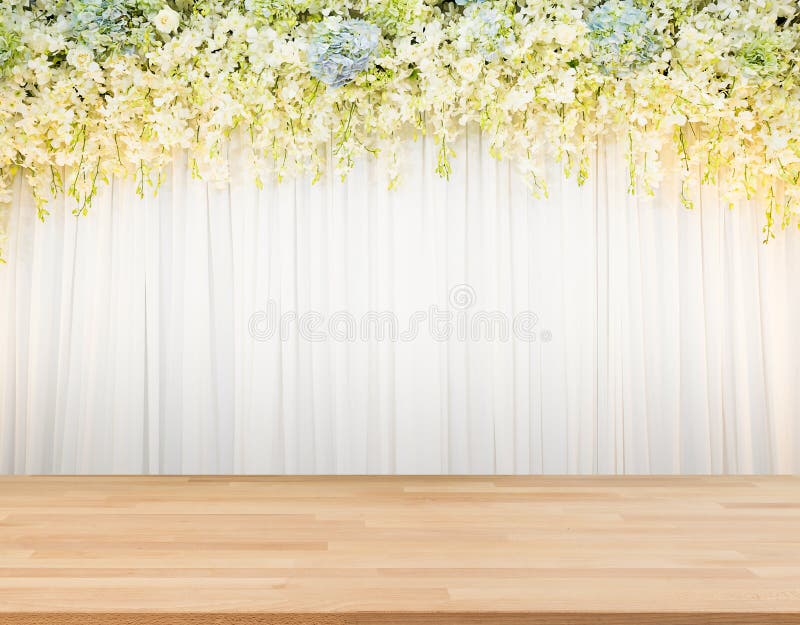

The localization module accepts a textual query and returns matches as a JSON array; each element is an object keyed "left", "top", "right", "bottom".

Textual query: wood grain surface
[{"left": 1, "top": 476, "right": 799, "bottom": 624}]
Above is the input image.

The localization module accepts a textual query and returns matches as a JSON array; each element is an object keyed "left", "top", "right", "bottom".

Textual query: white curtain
[{"left": 1, "top": 130, "right": 799, "bottom": 475}]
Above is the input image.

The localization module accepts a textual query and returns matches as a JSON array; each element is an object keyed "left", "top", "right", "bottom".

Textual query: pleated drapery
[{"left": 1, "top": 131, "right": 799, "bottom": 474}]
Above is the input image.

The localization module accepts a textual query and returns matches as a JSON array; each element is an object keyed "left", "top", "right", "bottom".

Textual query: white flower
[
  {"left": 504, "top": 87, "right": 531, "bottom": 112},
  {"left": 66, "top": 47, "right": 94, "bottom": 69},
  {"left": 737, "top": 110, "right": 756, "bottom": 131},
  {"left": 280, "top": 82, "right": 300, "bottom": 102},
  {"left": 152, "top": 7, "right": 181, "bottom": 35},
  {"left": 552, "top": 23, "right": 576, "bottom": 47},
  {"left": 455, "top": 55, "right": 483, "bottom": 82},
  {"left": 27, "top": 32, "right": 53, "bottom": 55},
  {"left": 27, "top": 57, "right": 52, "bottom": 85}
]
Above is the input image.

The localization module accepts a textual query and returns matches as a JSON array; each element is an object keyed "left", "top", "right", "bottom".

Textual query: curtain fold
[{"left": 1, "top": 130, "right": 798, "bottom": 474}]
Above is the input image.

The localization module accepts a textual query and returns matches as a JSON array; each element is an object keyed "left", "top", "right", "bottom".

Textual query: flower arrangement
[{"left": 1, "top": 0, "right": 799, "bottom": 259}]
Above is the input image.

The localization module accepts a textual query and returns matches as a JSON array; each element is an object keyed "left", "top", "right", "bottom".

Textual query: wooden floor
[{"left": 0, "top": 476, "right": 799, "bottom": 624}]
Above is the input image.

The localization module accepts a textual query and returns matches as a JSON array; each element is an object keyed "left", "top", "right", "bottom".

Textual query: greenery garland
[{"left": 1, "top": 0, "right": 799, "bottom": 259}]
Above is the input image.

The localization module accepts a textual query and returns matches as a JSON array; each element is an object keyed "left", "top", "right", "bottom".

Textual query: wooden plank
[{"left": 0, "top": 476, "right": 799, "bottom": 624}]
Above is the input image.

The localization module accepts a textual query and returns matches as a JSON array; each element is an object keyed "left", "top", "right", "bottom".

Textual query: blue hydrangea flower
[
  {"left": 71, "top": 0, "right": 131, "bottom": 48},
  {"left": 308, "top": 18, "right": 381, "bottom": 88},
  {"left": 460, "top": 4, "right": 515, "bottom": 61},
  {"left": 586, "top": 0, "right": 661, "bottom": 74},
  {"left": 69, "top": 0, "right": 162, "bottom": 54}
]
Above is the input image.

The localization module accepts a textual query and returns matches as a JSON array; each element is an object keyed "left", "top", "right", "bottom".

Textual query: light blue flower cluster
[
  {"left": 69, "top": 0, "right": 161, "bottom": 53},
  {"left": 463, "top": 4, "right": 515, "bottom": 61},
  {"left": 586, "top": 0, "right": 661, "bottom": 74},
  {"left": 308, "top": 18, "right": 381, "bottom": 88},
  {"left": 71, "top": 0, "right": 130, "bottom": 46}
]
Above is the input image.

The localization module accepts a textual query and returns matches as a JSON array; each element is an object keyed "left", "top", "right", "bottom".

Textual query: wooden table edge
[{"left": 3, "top": 613, "right": 800, "bottom": 625}]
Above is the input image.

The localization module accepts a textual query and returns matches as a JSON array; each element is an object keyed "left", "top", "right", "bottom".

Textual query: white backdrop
[{"left": 1, "top": 131, "right": 799, "bottom": 475}]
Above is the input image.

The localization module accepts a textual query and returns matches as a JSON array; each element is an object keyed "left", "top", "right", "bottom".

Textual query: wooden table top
[{"left": 0, "top": 476, "right": 799, "bottom": 625}]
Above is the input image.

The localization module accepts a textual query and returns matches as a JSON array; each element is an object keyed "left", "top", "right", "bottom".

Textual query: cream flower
[
  {"left": 454, "top": 56, "right": 483, "bottom": 82},
  {"left": 552, "top": 23, "right": 576, "bottom": 48},
  {"left": 152, "top": 7, "right": 181, "bottom": 35},
  {"left": 66, "top": 47, "right": 94, "bottom": 69}
]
